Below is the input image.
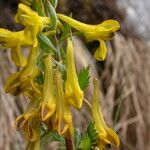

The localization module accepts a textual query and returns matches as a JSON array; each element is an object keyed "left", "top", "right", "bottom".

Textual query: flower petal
[
  {"left": 94, "top": 40, "right": 107, "bottom": 61},
  {"left": 41, "top": 55, "right": 56, "bottom": 121},
  {"left": 4, "top": 71, "right": 22, "bottom": 95},
  {"left": 11, "top": 46, "right": 27, "bottom": 66},
  {"left": 91, "top": 79, "right": 120, "bottom": 149},
  {"left": 99, "top": 19, "right": 120, "bottom": 32},
  {"left": 52, "top": 68, "right": 73, "bottom": 137},
  {"left": 65, "top": 38, "right": 83, "bottom": 109}
]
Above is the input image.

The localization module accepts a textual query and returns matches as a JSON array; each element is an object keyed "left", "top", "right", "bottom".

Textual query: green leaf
[
  {"left": 79, "top": 135, "right": 91, "bottom": 150},
  {"left": 78, "top": 66, "right": 90, "bottom": 90},
  {"left": 49, "top": 131, "right": 66, "bottom": 150},
  {"left": 41, "top": 128, "right": 65, "bottom": 147},
  {"left": 75, "top": 122, "right": 99, "bottom": 150},
  {"left": 47, "top": 1, "right": 58, "bottom": 30},
  {"left": 49, "top": 131, "right": 65, "bottom": 144},
  {"left": 38, "top": 33, "right": 57, "bottom": 54},
  {"left": 87, "top": 122, "right": 98, "bottom": 144},
  {"left": 74, "top": 129, "right": 84, "bottom": 149}
]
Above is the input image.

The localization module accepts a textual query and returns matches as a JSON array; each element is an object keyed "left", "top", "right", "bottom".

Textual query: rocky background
[{"left": 0, "top": 0, "right": 150, "bottom": 150}]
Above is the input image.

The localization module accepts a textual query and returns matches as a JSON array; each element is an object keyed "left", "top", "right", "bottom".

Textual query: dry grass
[
  {"left": 0, "top": 33, "right": 150, "bottom": 150},
  {"left": 100, "top": 34, "right": 150, "bottom": 150}
]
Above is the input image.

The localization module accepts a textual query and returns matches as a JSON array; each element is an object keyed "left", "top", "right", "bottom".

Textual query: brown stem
[{"left": 65, "top": 137, "right": 74, "bottom": 150}]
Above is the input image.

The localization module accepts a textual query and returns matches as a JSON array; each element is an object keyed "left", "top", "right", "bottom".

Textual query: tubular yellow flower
[
  {"left": 15, "top": 3, "right": 51, "bottom": 47},
  {"left": 0, "top": 3, "right": 52, "bottom": 66},
  {"left": 58, "top": 14, "right": 120, "bottom": 61},
  {"left": 52, "top": 68, "right": 73, "bottom": 137},
  {"left": 0, "top": 29, "right": 32, "bottom": 66},
  {"left": 15, "top": 97, "right": 40, "bottom": 141},
  {"left": 91, "top": 79, "right": 120, "bottom": 149},
  {"left": 40, "top": 55, "right": 56, "bottom": 121},
  {"left": 19, "top": 47, "right": 40, "bottom": 84},
  {"left": 65, "top": 38, "right": 83, "bottom": 109},
  {"left": 4, "top": 47, "right": 41, "bottom": 95}
]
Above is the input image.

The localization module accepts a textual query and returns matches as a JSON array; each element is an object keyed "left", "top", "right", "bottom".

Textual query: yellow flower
[
  {"left": 52, "top": 68, "right": 73, "bottom": 137},
  {"left": 65, "top": 38, "right": 83, "bottom": 109},
  {"left": 0, "top": 28, "right": 32, "bottom": 66},
  {"left": 15, "top": 97, "right": 40, "bottom": 141},
  {"left": 15, "top": 3, "right": 49, "bottom": 47},
  {"left": 40, "top": 55, "right": 56, "bottom": 121},
  {"left": 91, "top": 79, "right": 120, "bottom": 149},
  {"left": 0, "top": 4, "right": 52, "bottom": 66},
  {"left": 4, "top": 47, "right": 41, "bottom": 95},
  {"left": 58, "top": 14, "right": 120, "bottom": 61},
  {"left": 4, "top": 71, "right": 22, "bottom": 95}
]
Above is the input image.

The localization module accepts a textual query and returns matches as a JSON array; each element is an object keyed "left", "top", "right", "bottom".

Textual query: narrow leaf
[
  {"left": 47, "top": 1, "right": 58, "bottom": 30},
  {"left": 32, "top": 0, "right": 45, "bottom": 16},
  {"left": 38, "top": 33, "right": 57, "bottom": 54}
]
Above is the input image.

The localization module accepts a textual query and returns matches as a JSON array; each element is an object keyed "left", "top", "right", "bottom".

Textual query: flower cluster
[{"left": 0, "top": 1, "right": 120, "bottom": 150}]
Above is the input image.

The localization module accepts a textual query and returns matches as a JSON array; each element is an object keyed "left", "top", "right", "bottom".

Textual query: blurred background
[{"left": 0, "top": 0, "right": 150, "bottom": 150}]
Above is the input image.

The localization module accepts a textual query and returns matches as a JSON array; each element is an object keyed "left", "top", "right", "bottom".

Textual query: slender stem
[
  {"left": 83, "top": 98, "right": 92, "bottom": 114},
  {"left": 65, "top": 137, "right": 74, "bottom": 150}
]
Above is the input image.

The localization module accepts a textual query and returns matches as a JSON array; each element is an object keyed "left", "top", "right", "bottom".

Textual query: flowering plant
[{"left": 0, "top": 0, "right": 120, "bottom": 149}]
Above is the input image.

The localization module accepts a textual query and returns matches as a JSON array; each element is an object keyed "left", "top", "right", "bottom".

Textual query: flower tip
[
  {"left": 41, "top": 104, "right": 56, "bottom": 121},
  {"left": 101, "top": 19, "right": 120, "bottom": 31},
  {"left": 94, "top": 50, "right": 106, "bottom": 61},
  {"left": 18, "top": 3, "right": 27, "bottom": 9},
  {"left": 14, "top": 115, "right": 26, "bottom": 130},
  {"left": 106, "top": 127, "right": 120, "bottom": 148},
  {"left": 94, "top": 40, "right": 107, "bottom": 61}
]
